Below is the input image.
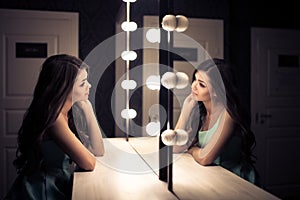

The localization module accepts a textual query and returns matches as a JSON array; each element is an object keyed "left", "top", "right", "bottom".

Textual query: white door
[
  {"left": 0, "top": 9, "right": 78, "bottom": 198},
  {"left": 251, "top": 28, "right": 300, "bottom": 198}
]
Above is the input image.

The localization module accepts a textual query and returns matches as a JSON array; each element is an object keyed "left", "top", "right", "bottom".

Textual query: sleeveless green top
[
  {"left": 5, "top": 140, "right": 73, "bottom": 200},
  {"left": 198, "top": 115, "right": 259, "bottom": 185}
]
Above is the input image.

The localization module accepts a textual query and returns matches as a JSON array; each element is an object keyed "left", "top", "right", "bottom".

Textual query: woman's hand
[
  {"left": 181, "top": 93, "right": 198, "bottom": 115},
  {"left": 175, "top": 93, "right": 198, "bottom": 130},
  {"left": 187, "top": 146, "right": 198, "bottom": 155},
  {"left": 76, "top": 100, "right": 94, "bottom": 117}
]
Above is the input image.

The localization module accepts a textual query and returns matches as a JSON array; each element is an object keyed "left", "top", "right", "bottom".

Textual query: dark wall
[{"left": 171, "top": 0, "right": 300, "bottom": 114}]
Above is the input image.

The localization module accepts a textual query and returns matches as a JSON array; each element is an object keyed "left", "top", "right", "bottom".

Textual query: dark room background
[
  {"left": 1, "top": 0, "right": 299, "bottom": 137},
  {"left": 1, "top": 1, "right": 299, "bottom": 199}
]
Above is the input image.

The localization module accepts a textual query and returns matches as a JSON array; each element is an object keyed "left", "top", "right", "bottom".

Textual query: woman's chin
[{"left": 191, "top": 93, "right": 197, "bottom": 100}]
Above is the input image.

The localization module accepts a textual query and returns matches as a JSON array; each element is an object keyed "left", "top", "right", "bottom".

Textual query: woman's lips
[{"left": 192, "top": 91, "right": 198, "bottom": 96}]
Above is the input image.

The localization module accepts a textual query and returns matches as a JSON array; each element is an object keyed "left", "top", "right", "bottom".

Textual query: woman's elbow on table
[
  {"left": 195, "top": 156, "right": 214, "bottom": 166},
  {"left": 78, "top": 156, "right": 96, "bottom": 171},
  {"left": 191, "top": 150, "right": 215, "bottom": 166}
]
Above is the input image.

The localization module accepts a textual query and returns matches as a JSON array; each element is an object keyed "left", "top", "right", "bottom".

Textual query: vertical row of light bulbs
[
  {"left": 119, "top": 0, "right": 161, "bottom": 138},
  {"left": 120, "top": 0, "right": 138, "bottom": 140},
  {"left": 144, "top": 15, "right": 190, "bottom": 137},
  {"left": 158, "top": 14, "right": 190, "bottom": 146},
  {"left": 120, "top": 2, "right": 190, "bottom": 138}
]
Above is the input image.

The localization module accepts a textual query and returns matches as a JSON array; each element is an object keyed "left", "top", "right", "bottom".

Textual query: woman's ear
[{"left": 211, "top": 91, "right": 217, "bottom": 99}]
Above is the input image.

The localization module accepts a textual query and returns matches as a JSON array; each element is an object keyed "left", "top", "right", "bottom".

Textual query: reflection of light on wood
[{"left": 96, "top": 139, "right": 153, "bottom": 173}]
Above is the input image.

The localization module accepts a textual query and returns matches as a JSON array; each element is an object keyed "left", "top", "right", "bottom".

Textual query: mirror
[{"left": 113, "top": 0, "right": 223, "bottom": 189}]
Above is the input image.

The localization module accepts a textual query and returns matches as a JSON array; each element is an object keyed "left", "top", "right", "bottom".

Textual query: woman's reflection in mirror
[{"left": 163, "top": 58, "right": 260, "bottom": 186}]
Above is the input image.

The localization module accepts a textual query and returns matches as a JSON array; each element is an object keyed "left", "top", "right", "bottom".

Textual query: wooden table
[{"left": 72, "top": 137, "right": 280, "bottom": 200}]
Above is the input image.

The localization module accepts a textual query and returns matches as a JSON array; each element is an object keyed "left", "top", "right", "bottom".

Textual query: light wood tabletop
[
  {"left": 72, "top": 137, "right": 280, "bottom": 200},
  {"left": 72, "top": 138, "right": 176, "bottom": 200}
]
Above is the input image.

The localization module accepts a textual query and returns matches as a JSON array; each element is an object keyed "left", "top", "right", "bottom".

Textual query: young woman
[
  {"left": 5, "top": 54, "right": 105, "bottom": 199},
  {"left": 163, "top": 58, "right": 259, "bottom": 185}
]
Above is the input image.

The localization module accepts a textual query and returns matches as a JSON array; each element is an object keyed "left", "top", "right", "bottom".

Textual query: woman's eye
[
  {"left": 80, "top": 82, "right": 85, "bottom": 87},
  {"left": 199, "top": 83, "right": 206, "bottom": 88}
]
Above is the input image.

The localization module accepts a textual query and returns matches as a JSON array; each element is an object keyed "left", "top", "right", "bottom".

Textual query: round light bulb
[
  {"left": 174, "top": 129, "right": 189, "bottom": 145},
  {"left": 161, "top": 129, "right": 188, "bottom": 146},
  {"left": 121, "top": 80, "right": 137, "bottom": 90},
  {"left": 146, "top": 28, "right": 160, "bottom": 43},
  {"left": 146, "top": 122, "right": 160, "bottom": 136},
  {"left": 175, "top": 15, "right": 189, "bottom": 32},
  {"left": 121, "top": 108, "right": 137, "bottom": 119},
  {"left": 122, "top": 0, "right": 136, "bottom": 2},
  {"left": 121, "top": 50, "right": 137, "bottom": 61},
  {"left": 161, "top": 15, "right": 176, "bottom": 31},
  {"left": 146, "top": 75, "right": 160, "bottom": 90},
  {"left": 161, "top": 72, "right": 176, "bottom": 89},
  {"left": 175, "top": 72, "right": 189, "bottom": 89},
  {"left": 161, "top": 129, "right": 176, "bottom": 146},
  {"left": 121, "top": 21, "right": 137, "bottom": 32}
]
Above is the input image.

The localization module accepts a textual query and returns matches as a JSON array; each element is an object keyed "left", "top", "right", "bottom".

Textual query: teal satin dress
[
  {"left": 198, "top": 116, "right": 260, "bottom": 185},
  {"left": 5, "top": 140, "right": 73, "bottom": 200}
]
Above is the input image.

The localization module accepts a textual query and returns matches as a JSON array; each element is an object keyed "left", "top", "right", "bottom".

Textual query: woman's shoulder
[
  {"left": 46, "top": 113, "right": 70, "bottom": 137},
  {"left": 52, "top": 113, "right": 68, "bottom": 127},
  {"left": 221, "top": 109, "right": 234, "bottom": 124}
]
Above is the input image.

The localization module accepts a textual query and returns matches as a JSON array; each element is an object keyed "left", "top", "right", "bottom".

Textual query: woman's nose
[{"left": 191, "top": 80, "right": 196, "bottom": 90}]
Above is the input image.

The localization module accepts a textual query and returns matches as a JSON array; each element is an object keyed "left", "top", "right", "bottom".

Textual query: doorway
[{"left": 251, "top": 27, "right": 300, "bottom": 198}]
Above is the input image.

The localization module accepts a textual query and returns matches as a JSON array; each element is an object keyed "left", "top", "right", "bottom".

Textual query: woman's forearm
[
  {"left": 79, "top": 101, "right": 105, "bottom": 156},
  {"left": 85, "top": 111, "right": 105, "bottom": 156},
  {"left": 175, "top": 111, "right": 191, "bottom": 130}
]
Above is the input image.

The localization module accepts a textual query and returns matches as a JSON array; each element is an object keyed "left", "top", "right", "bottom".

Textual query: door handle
[
  {"left": 255, "top": 113, "right": 272, "bottom": 124},
  {"left": 260, "top": 114, "right": 272, "bottom": 118}
]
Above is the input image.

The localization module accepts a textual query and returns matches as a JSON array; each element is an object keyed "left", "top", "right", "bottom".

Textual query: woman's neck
[
  {"left": 204, "top": 100, "right": 224, "bottom": 114},
  {"left": 203, "top": 100, "right": 225, "bottom": 124}
]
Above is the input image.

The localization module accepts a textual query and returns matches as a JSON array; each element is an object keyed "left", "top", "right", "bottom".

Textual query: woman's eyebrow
[
  {"left": 197, "top": 79, "right": 205, "bottom": 83},
  {"left": 80, "top": 78, "right": 87, "bottom": 83}
]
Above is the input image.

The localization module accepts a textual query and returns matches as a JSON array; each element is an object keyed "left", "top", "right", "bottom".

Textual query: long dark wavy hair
[
  {"left": 13, "top": 54, "right": 88, "bottom": 175},
  {"left": 190, "top": 58, "right": 256, "bottom": 164}
]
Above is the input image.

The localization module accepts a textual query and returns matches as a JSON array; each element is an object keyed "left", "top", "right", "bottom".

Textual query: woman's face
[
  {"left": 191, "top": 70, "right": 212, "bottom": 102},
  {"left": 72, "top": 68, "right": 91, "bottom": 102}
]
